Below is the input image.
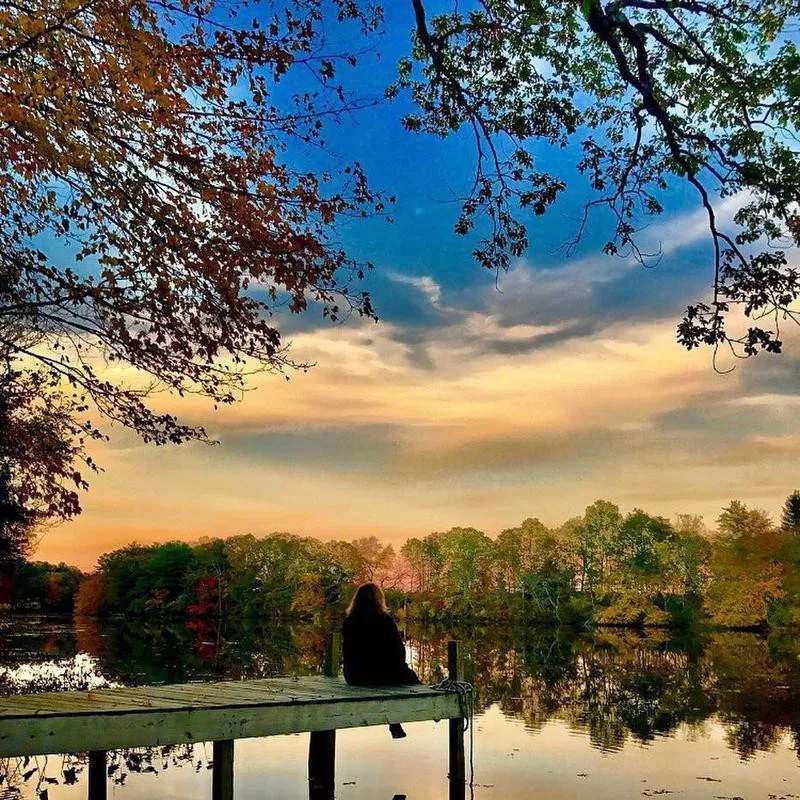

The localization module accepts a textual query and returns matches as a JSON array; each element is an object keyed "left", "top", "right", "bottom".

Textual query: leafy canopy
[
  {"left": 396, "top": 0, "right": 799, "bottom": 364},
  {"left": 0, "top": 0, "right": 383, "bottom": 527}
]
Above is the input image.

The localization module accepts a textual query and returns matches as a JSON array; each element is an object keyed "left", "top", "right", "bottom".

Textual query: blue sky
[{"left": 268, "top": 0, "right": 719, "bottom": 341}]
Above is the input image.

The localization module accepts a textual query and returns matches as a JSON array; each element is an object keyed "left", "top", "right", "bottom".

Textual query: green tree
[
  {"left": 774, "top": 532, "right": 800, "bottom": 626},
  {"left": 435, "top": 527, "right": 495, "bottom": 597},
  {"left": 11, "top": 561, "right": 83, "bottom": 612},
  {"left": 495, "top": 517, "right": 560, "bottom": 593},
  {"left": 311, "top": 541, "right": 357, "bottom": 605},
  {"left": 399, "top": 0, "right": 800, "bottom": 360},
  {"left": 718, "top": 500, "right": 774, "bottom": 541},
  {"left": 708, "top": 502, "right": 784, "bottom": 627},
  {"left": 668, "top": 517, "right": 712, "bottom": 598},
  {"left": 98, "top": 544, "right": 152, "bottom": 613},
  {"left": 96, "top": 542, "right": 196, "bottom": 614},
  {"left": 224, "top": 534, "right": 323, "bottom": 616},
  {"left": 609, "top": 510, "right": 674, "bottom": 592},
  {"left": 598, "top": 510, "right": 674, "bottom": 624},
  {"left": 575, "top": 500, "right": 623, "bottom": 598},
  {"left": 146, "top": 543, "right": 194, "bottom": 587},
  {"left": 781, "top": 491, "right": 800, "bottom": 534}
]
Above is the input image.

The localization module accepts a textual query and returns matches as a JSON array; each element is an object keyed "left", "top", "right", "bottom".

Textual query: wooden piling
[
  {"left": 308, "top": 632, "right": 340, "bottom": 800},
  {"left": 448, "top": 640, "right": 466, "bottom": 800},
  {"left": 212, "top": 739, "right": 234, "bottom": 800},
  {"left": 87, "top": 750, "right": 107, "bottom": 800}
]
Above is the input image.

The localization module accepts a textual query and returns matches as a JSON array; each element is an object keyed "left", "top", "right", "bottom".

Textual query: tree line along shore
[{"left": 4, "top": 493, "right": 800, "bottom": 631}]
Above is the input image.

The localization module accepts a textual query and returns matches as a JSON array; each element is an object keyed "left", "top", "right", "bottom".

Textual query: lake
[{"left": 0, "top": 616, "right": 798, "bottom": 799}]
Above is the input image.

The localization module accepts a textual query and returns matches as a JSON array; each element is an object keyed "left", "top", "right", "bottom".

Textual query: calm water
[{"left": 1, "top": 616, "right": 799, "bottom": 799}]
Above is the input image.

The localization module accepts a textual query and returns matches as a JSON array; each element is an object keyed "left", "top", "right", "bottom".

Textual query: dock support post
[
  {"left": 212, "top": 739, "right": 234, "bottom": 800},
  {"left": 88, "top": 750, "right": 107, "bottom": 800},
  {"left": 448, "top": 640, "right": 466, "bottom": 800},
  {"left": 308, "top": 632, "right": 340, "bottom": 800},
  {"left": 308, "top": 729, "right": 336, "bottom": 800}
]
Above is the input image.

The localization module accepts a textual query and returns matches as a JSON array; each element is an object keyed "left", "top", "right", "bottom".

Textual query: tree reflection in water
[{"left": 404, "top": 624, "right": 800, "bottom": 761}]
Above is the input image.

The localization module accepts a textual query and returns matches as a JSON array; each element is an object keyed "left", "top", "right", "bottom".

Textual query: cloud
[
  {"left": 48, "top": 334, "right": 796, "bottom": 569},
  {"left": 386, "top": 271, "right": 444, "bottom": 308},
  {"left": 483, "top": 193, "right": 747, "bottom": 332},
  {"left": 727, "top": 393, "right": 800, "bottom": 408},
  {"left": 373, "top": 193, "right": 792, "bottom": 371},
  {"left": 697, "top": 434, "right": 800, "bottom": 467}
]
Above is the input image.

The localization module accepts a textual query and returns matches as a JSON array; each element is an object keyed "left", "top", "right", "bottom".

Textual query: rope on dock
[{"left": 430, "top": 678, "right": 475, "bottom": 794}]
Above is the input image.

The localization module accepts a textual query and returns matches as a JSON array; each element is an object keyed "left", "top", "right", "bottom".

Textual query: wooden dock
[
  {"left": 0, "top": 640, "right": 470, "bottom": 800},
  {"left": 0, "top": 675, "right": 463, "bottom": 756}
]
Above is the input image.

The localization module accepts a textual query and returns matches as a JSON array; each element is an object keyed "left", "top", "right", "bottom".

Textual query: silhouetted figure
[{"left": 342, "top": 582, "right": 420, "bottom": 739}]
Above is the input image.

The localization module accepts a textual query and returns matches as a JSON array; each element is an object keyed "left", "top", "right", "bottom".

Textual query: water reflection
[
  {"left": 454, "top": 625, "right": 800, "bottom": 760},
  {"left": 0, "top": 617, "right": 799, "bottom": 797}
]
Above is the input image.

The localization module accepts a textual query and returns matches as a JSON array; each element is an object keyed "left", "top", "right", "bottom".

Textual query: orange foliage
[
  {"left": 707, "top": 503, "right": 787, "bottom": 627},
  {"left": 0, "top": 0, "right": 383, "bottom": 523},
  {"left": 74, "top": 573, "right": 107, "bottom": 616}
]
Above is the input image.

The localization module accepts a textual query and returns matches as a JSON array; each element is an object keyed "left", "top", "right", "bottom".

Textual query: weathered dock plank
[{"left": 0, "top": 675, "right": 463, "bottom": 757}]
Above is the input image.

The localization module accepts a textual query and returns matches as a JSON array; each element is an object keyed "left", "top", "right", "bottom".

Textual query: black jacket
[{"left": 342, "top": 611, "right": 420, "bottom": 686}]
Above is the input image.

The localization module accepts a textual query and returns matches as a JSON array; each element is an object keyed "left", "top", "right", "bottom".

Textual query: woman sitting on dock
[{"left": 342, "top": 582, "right": 420, "bottom": 739}]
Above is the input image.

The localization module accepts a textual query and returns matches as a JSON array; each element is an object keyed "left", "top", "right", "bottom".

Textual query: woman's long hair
[{"left": 346, "top": 582, "right": 388, "bottom": 617}]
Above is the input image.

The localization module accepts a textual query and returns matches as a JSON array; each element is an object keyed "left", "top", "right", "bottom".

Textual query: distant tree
[
  {"left": 574, "top": 500, "right": 623, "bottom": 597},
  {"left": 595, "top": 510, "right": 674, "bottom": 624},
  {"left": 708, "top": 501, "right": 784, "bottom": 627},
  {"left": 400, "top": 538, "right": 429, "bottom": 593},
  {"left": 400, "top": 536, "right": 445, "bottom": 594},
  {"left": 434, "top": 527, "right": 495, "bottom": 596},
  {"left": 717, "top": 501, "right": 774, "bottom": 541},
  {"left": 189, "top": 538, "right": 232, "bottom": 616},
  {"left": 349, "top": 536, "right": 396, "bottom": 586},
  {"left": 669, "top": 514, "right": 713, "bottom": 597},
  {"left": 11, "top": 561, "right": 84, "bottom": 612},
  {"left": 674, "top": 515, "right": 708, "bottom": 539},
  {"left": 74, "top": 573, "right": 108, "bottom": 616},
  {"left": 59, "top": 498, "right": 800, "bottom": 626},
  {"left": 89, "top": 532, "right": 359, "bottom": 617},
  {"left": 316, "top": 541, "right": 359, "bottom": 600},
  {"left": 291, "top": 537, "right": 358, "bottom": 609},
  {"left": 224, "top": 533, "right": 322, "bottom": 615},
  {"left": 494, "top": 526, "right": 524, "bottom": 593},
  {"left": 187, "top": 576, "right": 222, "bottom": 618},
  {"left": 609, "top": 510, "right": 674, "bottom": 593},
  {"left": 496, "top": 517, "right": 569, "bottom": 596},
  {"left": 781, "top": 491, "right": 800, "bottom": 535},
  {"left": 97, "top": 544, "right": 150, "bottom": 612},
  {"left": 144, "top": 542, "right": 194, "bottom": 596},
  {"left": 495, "top": 518, "right": 543, "bottom": 591}
]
